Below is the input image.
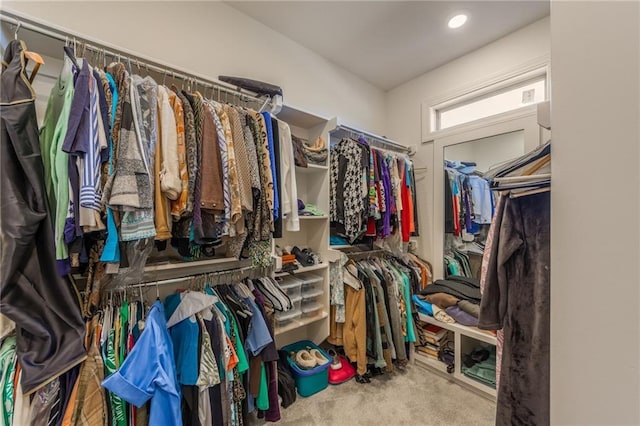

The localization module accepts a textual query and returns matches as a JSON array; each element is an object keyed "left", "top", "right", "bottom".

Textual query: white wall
[
  {"left": 385, "top": 17, "right": 549, "bottom": 261},
  {"left": 1, "top": 1, "right": 386, "bottom": 134},
  {"left": 550, "top": 2, "right": 640, "bottom": 424}
]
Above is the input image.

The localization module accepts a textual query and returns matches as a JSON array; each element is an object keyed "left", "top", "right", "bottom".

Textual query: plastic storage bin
[
  {"left": 275, "top": 296, "right": 302, "bottom": 327},
  {"left": 282, "top": 340, "right": 330, "bottom": 397},
  {"left": 298, "top": 274, "right": 323, "bottom": 299},
  {"left": 276, "top": 275, "right": 303, "bottom": 301},
  {"left": 301, "top": 300, "right": 323, "bottom": 318}
]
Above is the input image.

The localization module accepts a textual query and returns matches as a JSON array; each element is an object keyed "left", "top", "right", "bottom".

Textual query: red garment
[
  {"left": 452, "top": 193, "right": 461, "bottom": 236},
  {"left": 366, "top": 217, "right": 376, "bottom": 236}
]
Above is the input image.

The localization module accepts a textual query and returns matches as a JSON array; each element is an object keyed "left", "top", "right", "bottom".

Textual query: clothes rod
[
  {"left": 0, "top": 11, "right": 266, "bottom": 105},
  {"left": 342, "top": 249, "right": 389, "bottom": 260},
  {"left": 336, "top": 124, "right": 411, "bottom": 154},
  {"left": 105, "top": 265, "right": 261, "bottom": 292}
]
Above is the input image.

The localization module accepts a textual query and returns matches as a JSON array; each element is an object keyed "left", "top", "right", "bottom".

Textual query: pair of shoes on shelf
[
  {"left": 292, "top": 246, "right": 318, "bottom": 266},
  {"left": 291, "top": 347, "right": 329, "bottom": 370}
]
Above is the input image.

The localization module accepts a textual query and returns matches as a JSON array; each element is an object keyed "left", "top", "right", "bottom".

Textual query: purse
[{"left": 291, "top": 135, "right": 308, "bottom": 167}]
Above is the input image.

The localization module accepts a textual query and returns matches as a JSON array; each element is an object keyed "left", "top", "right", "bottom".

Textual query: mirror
[{"left": 442, "top": 130, "right": 525, "bottom": 278}]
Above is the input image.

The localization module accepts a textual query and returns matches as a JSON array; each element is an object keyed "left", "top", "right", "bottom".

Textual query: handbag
[{"left": 291, "top": 135, "right": 308, "bottom": 167}]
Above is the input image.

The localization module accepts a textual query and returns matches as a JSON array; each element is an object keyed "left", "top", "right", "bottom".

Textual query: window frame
[{"left": 421, "top": 57, "right": 550, "bottom": 142}]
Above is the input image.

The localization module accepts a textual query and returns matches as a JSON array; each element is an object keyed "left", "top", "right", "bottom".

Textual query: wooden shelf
[
  {"left": 275, "top": 311, "right": 329, "bottom": 336},
  {"left": 418, "top": 313, "right": 497, "bottom": 345}
]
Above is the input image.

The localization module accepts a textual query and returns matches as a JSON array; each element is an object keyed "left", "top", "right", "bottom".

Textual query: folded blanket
[
  {"left": 445, "top": 305, "right": 478, "bottom": 326},
  {"left": 433, "top": 305, "right": 455, "bottom": 324},
  {"left": 420, "top": 276, "right": 481, "bottom": 302},
  {"left": 421, "top": 293, "right": 459, "bottom": 309},
  {"left": 458, "top": 300, "right": 480, "bottom": 318}
]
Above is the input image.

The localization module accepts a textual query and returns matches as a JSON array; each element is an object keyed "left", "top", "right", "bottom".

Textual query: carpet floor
[{"left": 251, "top": 363, "right": 496, "bottom": 425}]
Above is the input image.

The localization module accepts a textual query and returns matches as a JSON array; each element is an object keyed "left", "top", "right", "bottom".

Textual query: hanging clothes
[
  {"left": 478, "top": 191, "right": 551, "bottom": 425},
  {"left": 330, "top": 138, "right": 419, "bottom": 248},
  {"left": 103, "top": 301, "right": 182, "bottom": 426},
  {"left": 0, "top": 39, "right": 87, "bottom": 395},
  {"left": 328, "top": 252, "right": 423, "bottom": 378}
]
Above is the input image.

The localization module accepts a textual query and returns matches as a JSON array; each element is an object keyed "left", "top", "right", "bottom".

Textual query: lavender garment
[{"left": 445, "top": 305, "right": 478, "bottom": 327}]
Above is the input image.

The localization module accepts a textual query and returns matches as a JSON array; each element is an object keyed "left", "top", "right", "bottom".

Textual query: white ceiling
[{"left": 226, "top": 1, "right": 550, "bottom": 90}]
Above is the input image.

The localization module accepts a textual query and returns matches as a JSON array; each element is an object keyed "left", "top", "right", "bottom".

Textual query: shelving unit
[
  {"left": 418, "top": 313, "right": 496, "bottom": 345},
  {"left": 273, "top": 105, "right": 332, "bottom": 347},
  {"left": 415, "top": 313, "right": 497, "bottom": 399},
  {"left": 413, "top": 351, "right": 450, "bottom": 374}
]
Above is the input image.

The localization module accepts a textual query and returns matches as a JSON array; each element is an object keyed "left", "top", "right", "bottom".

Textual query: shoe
[
  {"left": 293, "top": 350, "right": 316, "bottom": 369},
  {"left": 292, "top": 246, "right": 315, "bottom": 266},
  {"left": 327, "top": 349, "right": 342, "bottom": 370},
  {"left": 309, "top": 348, "right": 329, "bottom": 366},
  {"left": 328, "top": 354, "right": 356, "bottom": 385}
]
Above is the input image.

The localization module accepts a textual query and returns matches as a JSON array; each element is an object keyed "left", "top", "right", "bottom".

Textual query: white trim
[
  {"left": 423, "top": 105, "right": 538, "bottom": 144},
  {"left": 421, "top": 54, "right": 550, "bottom": 142}
]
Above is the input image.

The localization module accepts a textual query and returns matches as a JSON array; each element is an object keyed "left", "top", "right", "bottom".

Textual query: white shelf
[
  {"left": 274, "top": 263, "right": 328, "bottom": 277},
  {"left": 418, "top": 313, "right": 496, "bottom": 346},
  {"left": 277, "top": 105, "right": 328, "bottom": 128},
  {"left": 295, "top": 263, "right": 328, "bottom": 273},
  {"left": 414, "top": 351, "right": 449, "bottom": 374},
  {"left": 330, "top": 244, "right": 352, "bottom": 249},
  {"left": 296, "top": 164, "right": 328, "bottom": 173},
  {"left": 275, "top": 311, "right": 329, "bottom": 335},
  {"left": 457, "top": 372, "right": 497, "bottom": 397},
  {"left": 299, "top": 215, "right": 328, "bottom": 220}
]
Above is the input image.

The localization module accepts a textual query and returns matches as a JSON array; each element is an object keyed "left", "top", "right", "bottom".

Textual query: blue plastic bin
[{"left": 281, "top": 340, "right": 330, "bottom": 397}]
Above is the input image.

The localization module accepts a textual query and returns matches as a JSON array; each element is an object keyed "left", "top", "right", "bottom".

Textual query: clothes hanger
[
  {"left": 15, "top": 24, "right": 45, "bottom": 83},
  {"left": 344, "top": 262, "right": 362, "bottom": 290},
  {"left": 510, "top": 186, "right": 551, "bottom": 198},
  {"left": 63, "top": 37, "right": 79, "bottom": 70}
]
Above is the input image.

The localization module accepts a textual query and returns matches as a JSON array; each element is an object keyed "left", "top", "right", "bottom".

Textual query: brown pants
[{"left": 342, "top": 285, "right": 367, "bottom": 375}]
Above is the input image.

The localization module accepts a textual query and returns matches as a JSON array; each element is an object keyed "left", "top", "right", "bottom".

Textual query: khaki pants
[{"left": 342, "top": 285, "right": 367, "bottom": 375}]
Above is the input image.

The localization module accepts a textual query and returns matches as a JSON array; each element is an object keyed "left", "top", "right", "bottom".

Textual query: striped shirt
[{"left": 79, "top": 72, "right": 107, "bottom": 211}]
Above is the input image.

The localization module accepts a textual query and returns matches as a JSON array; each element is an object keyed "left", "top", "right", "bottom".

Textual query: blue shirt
[
  {"left": 99, "top": 73, "right": 120, "bottom": 263},
  {"left": 244, "top": 297, "right": 273, "bottom": 356},
  {"left": 102, "top": 301, "right": 182, "bottom": 426},
  {"left": 164, "top": 294, "right": 200, "bottom": 385}
]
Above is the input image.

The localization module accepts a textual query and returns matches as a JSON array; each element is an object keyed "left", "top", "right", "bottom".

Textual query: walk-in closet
[{"left": 1, "top": 1, "right": 639, "bottom": 425}]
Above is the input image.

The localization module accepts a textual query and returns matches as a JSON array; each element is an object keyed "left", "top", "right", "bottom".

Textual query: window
[{"left": 432, "top": 69, "right": 548, "bottom": 132}]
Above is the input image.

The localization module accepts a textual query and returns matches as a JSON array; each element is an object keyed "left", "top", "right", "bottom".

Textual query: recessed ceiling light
[{"left": 448, "top": 14, "right": 468, "bottom": 29}]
